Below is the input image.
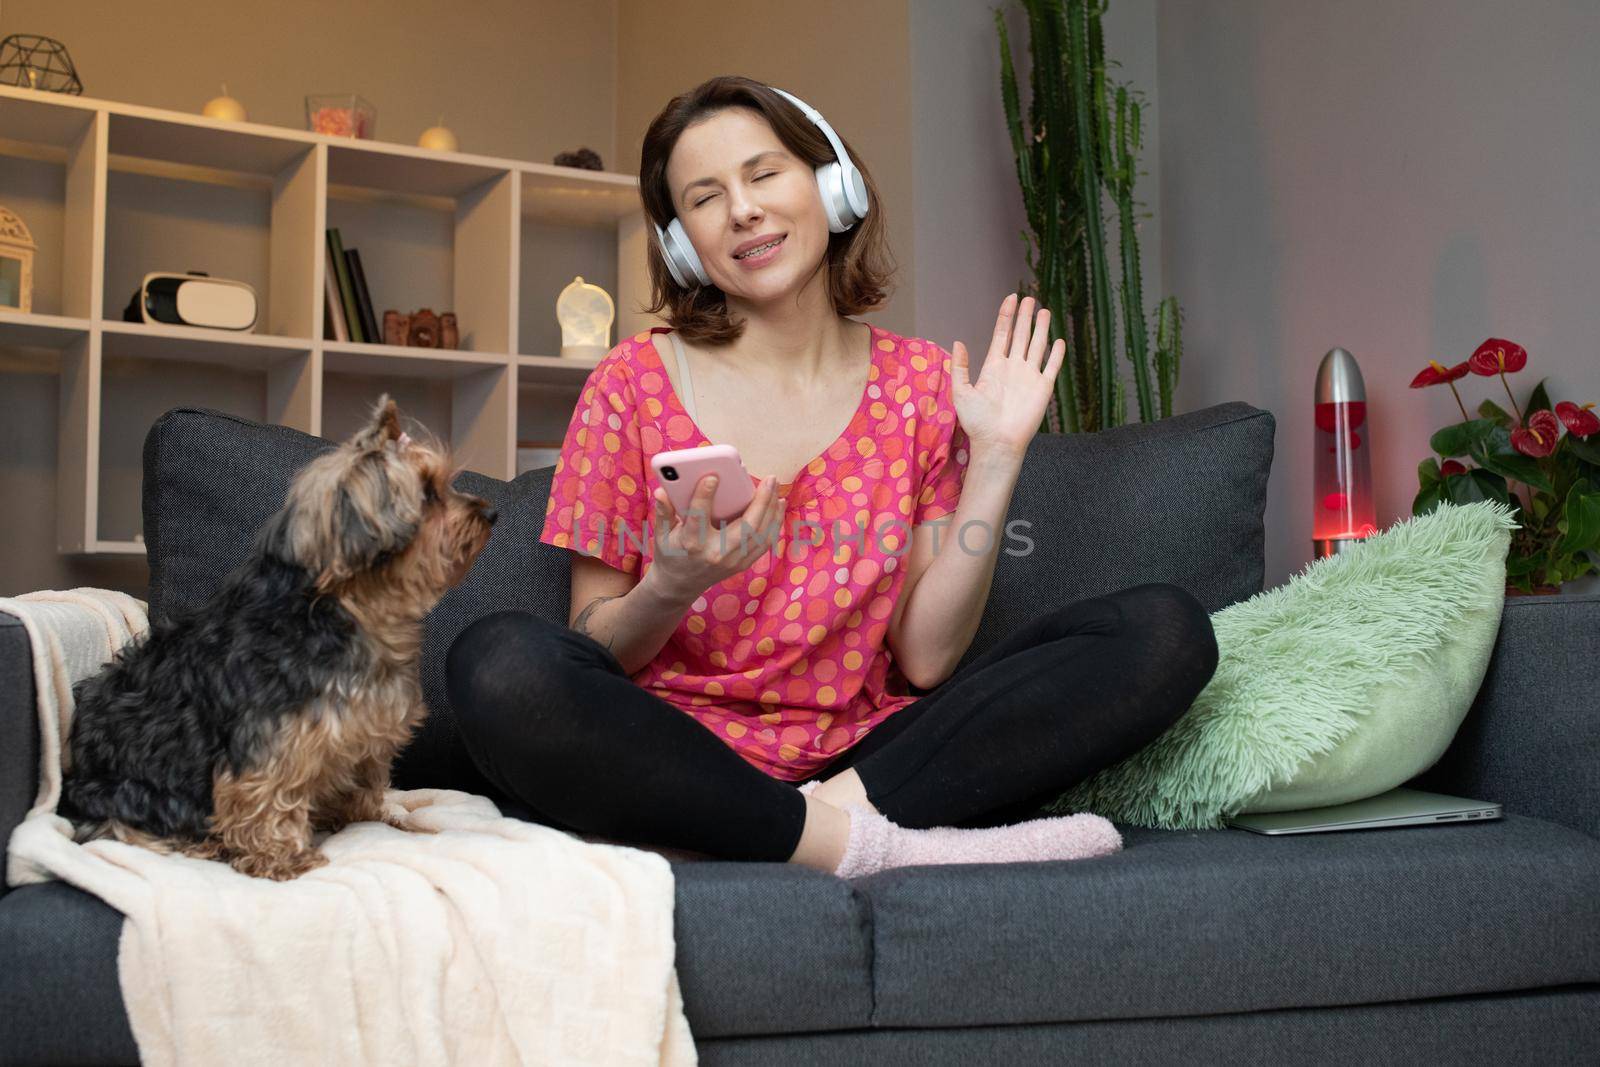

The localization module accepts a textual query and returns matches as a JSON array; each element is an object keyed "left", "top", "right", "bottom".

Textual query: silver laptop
[{"left": 1225, "top": 786, "right": 1502, "bottom": 835}]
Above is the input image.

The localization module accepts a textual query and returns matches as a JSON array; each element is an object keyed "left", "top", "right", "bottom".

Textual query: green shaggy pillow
[{"left": 1043, "top": 499, "right": 1519, "bottom": 830}]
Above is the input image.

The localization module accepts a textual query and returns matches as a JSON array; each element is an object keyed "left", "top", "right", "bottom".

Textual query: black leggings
[{"left": 445, "top": 582, "right": 1219, "bottom": 862}]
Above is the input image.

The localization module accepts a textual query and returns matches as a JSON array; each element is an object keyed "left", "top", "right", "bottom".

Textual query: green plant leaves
[
  {"left": 1412, "top": 483, "right": 1443, "bottom": 517},
  {"left": 1477, "top": 398, "right": 1512, "bottom": 427},
  {"left": 1449, "top": 469, "right": 1511, "bottom": 506},
  {"left": 1506, "top": 552, "right": 1543, "bottom": 578},
  {"left": 1004, "top": 0, "right": 1177, "bottom": 431},
  {"left": 1412, "top": 460, "right": 1511, "bottom": 514},
  {"left": 1429, "top": 417, "right": 1555, "bottom": 493},
  {"left": 1556, "top": 479, "right": 1600, "bottom": 558},
  {"left": 1429, "top": 418, "right": 1496, "bottom": 458},
  {"left": 1568, "top": 434, "right": 1600, "bottom": 465},
  {"left": 1418, "top": 373, "right": 1600, "bottom": 588},
  {"left": 1472, "top": 422, "right": 1555, "bottom": 493},
  {"left": 1527, "top": 377, "right": 1553, "bottom": 415}
]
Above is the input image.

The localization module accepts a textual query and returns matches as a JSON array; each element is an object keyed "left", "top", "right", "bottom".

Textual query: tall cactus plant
[{"left": 998, "top": 0, "right": 1184, "bottom": 433}]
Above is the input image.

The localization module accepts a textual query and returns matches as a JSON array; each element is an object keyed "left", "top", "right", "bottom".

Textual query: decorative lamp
[
  {"left": 0, "top": 204, "right": 37, "bottom": 312},
  {"left": 0, "top": 34, "right": 83, "bottom": 94},
  {"left": 556, "top": 276, "right": 614, "bottom": 361},
  {"left": 1313, "top": 347, "right": 1377, "bottom": 559}
]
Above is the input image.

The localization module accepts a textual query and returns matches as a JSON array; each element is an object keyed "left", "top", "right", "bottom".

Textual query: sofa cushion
[
  {"left": 140, "top": 401, "right": 1274, "bottom": 785},
  {"left": 141, "top": 407, "right": 571, "bottom": 794},
  {"left": 1048, "top": 499, "right": 1517, "bottom": 829},
  {"left": 6, "top": 814, "right": 1597, "bottom": 1057},
  {"left": 669, "top": 862, "right": 874, "bottom": 1037},
  {"left": 1235, "top": 500, "right": 1514, "bottom": 814},
  {"left": 140, "top": 399, "right": 1273, "bottom": 791},
  {"left": 859, "top": 815, "right": 1600, "bottom": 1029},
  {"left": 1409, "top": 591, "right": 1600, "bottom": 841},
  {"left": 0, "top": 859, "right": 874, "bottom": 1051},
  {"left": 0, "top": 613, "right": 36, "bottom": 896},
  {"left": 950, "top": 400, "right": 1273, "bottom": 677},
  {"left": 0, "top": 881, "right": 136, "bottom": 1063}
]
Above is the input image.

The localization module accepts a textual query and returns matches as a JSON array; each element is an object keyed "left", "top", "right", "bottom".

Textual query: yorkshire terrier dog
[{"left": 58, "top": 396, "right": 497, "bottom": 881}]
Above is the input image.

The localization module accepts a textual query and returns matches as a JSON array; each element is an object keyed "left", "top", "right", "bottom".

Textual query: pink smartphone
[{"left": 650, "top": 444, "right": 757, "bottom": 523}]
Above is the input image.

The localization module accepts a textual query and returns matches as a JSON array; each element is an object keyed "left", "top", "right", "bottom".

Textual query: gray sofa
[{"left": 3, "top": 400, "right": 1597, "bottom": 1064}]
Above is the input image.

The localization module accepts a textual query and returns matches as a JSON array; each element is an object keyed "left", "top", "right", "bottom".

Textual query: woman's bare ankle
[
  {"left": 810, "top": 768, "right": 879, "bottom": 815},
  {"left": 786, "top": 796, "right": 852, "bottom": 872}
]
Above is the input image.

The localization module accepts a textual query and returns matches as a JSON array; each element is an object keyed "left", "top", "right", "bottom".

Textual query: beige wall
[
  {"left": 0, "top": 0, "right": 618, "bottom": 166},
  {"left": 0, "top": 0, "right": 620, "bottom": 598},
  {"left": 1, "top": 0, "right": 1143, "bottom": 600},
  {"left": 615, "top": 0, "right": 917, "bottom": 334}
]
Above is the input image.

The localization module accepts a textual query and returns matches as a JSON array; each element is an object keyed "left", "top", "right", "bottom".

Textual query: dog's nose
[{"left": 481, "top": 505, "right": 498, "bottom": 525}]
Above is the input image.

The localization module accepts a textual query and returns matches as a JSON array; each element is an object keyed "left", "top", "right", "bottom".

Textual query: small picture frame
[
  {"left": 0, "top": 204, "right": 37, "bottom": 313},
  {"left": 516, "top": 440, "right": 562, "bottom": 475}
]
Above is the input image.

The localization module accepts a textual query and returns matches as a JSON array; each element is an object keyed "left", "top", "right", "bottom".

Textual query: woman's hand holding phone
[{"left": 647, "top": 471, "right": 785, "bottom": 605}]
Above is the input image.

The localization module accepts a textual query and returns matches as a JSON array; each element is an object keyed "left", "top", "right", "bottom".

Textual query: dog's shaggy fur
[{"left": 58, "top": 396, "right": 496, "bottom": 880}]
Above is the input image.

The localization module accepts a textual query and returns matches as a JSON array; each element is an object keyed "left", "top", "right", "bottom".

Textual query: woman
[{"left": 446, "top": 76, "right": 1219, "bottom": 878}]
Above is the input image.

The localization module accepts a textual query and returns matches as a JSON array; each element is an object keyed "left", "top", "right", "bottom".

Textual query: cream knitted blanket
[{"left": 2, "top": 589, "right": 697, "bottom": 1066}]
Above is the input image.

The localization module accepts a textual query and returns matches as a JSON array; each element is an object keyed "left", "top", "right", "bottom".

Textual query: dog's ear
[
  {"left": 264, "top": 443, "right": 423, "bottom": 591},
  {"left": 350, "top": 394, "right": 404, "bottom": 453},
  {"left": 318, "top": 452, "right": 422, "bottom": 588}
]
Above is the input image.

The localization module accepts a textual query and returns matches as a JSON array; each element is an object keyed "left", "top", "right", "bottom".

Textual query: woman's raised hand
[
  {"left": 647, "top": 472, "right": 785, "bottom": 604},
  {"left": 950, "top": 293, "right": 1066, "bottom": 460}
]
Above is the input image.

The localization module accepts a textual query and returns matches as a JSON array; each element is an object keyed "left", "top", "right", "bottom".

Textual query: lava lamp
[{"left": 1313, "top": 347, "right": 1377, "bottom": 559}]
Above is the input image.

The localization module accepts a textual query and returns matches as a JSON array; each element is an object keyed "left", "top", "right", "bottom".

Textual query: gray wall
[
  {"left": 909, "top": 0, "right": 1033, "bottom": 374},
  {"left": 1158, "top": 0, "right": 1600, "bottom": 592}
]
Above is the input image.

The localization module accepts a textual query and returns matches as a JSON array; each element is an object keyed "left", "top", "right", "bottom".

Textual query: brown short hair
[{"left": 639, "top": 75, "right": 898, "bottom": 346}]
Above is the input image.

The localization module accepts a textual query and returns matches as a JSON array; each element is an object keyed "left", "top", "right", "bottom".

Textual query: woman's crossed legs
[{"left": 444, "top": 582, "right": 1218, "bottom": 867}]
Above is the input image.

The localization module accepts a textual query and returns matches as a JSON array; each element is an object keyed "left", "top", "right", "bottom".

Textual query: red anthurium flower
[
  {"left": 1409, "top": 359, "right": 1470, "bottom": 388},
  {"left": 1439, "top": 459, "right": 1468, "bottom": 477},
  {"left": 1510, "top": 409, "right": 1562, "bottom": 457},
  {"left": 1468, "top": 338, "right": 1528, "bottom": 376},
  {"left": 1556, "top": 400, "right": 1599, "bottom": 438}
]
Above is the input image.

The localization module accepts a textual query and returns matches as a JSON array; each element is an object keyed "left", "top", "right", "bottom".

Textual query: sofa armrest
[
  {"left": 1408, "top": 591, "right": 1600, "bottom": 840},
  {"left": 0, "top": 611, "right": 39, "bottom": 898}
]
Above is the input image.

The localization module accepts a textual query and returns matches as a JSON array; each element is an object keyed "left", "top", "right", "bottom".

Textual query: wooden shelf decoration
[{"left": 0, "top": 82, "right": 653, "bottom": 555}]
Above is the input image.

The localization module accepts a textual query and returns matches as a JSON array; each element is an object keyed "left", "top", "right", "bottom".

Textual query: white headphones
[{"left": 653, "top": 85, "right": 871, "bottom": 289}]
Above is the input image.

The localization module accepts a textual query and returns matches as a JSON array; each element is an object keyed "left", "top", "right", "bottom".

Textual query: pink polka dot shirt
[{"left": 539, "top": 323, "right": 970, "bottom": 780}]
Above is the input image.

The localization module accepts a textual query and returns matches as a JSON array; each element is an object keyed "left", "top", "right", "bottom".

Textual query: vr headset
[{"left": 122, "top": 271, "right": 258, "bottom": 332}]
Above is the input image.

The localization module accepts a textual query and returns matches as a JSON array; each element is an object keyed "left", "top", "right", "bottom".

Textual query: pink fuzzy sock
[{"left": 796, "top": 780, "right": 1123, "bottom": 878}]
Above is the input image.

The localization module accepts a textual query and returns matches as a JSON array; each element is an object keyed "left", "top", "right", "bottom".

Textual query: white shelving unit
[{"left": 0, "top": 83, "right": 654, "bottom": 555}]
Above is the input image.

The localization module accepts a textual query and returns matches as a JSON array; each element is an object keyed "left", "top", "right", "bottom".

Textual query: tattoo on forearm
[{"left": 573, "top": 594, "right": 621, "bottom": 653}]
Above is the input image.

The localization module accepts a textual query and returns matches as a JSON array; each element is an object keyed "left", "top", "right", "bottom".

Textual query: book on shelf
[
  {"left": 344, "top": 248, "right": 381, "bottom": 345},
  {"left": 325, "top": 228, "right": 365, "bottom": 343},
  {"left": 322, "top": 245, "right": 349, "bottom": 342}
]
